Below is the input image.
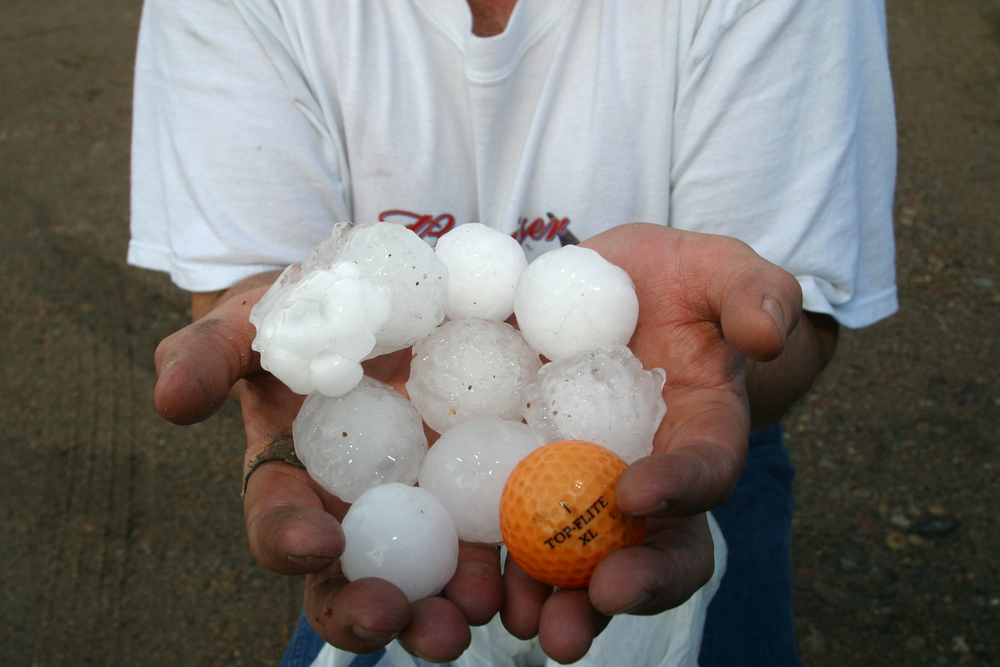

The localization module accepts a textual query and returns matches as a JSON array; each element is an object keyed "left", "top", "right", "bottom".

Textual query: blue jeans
[
  {"left": 281, "top": 425, "right": 799, "bottom": 667},
  {"left": 699, "top": 424, "right": 801, "bottom": 667}
]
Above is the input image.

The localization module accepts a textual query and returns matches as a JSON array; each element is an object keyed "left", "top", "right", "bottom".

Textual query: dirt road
[{"left": 1, "top": 1, "right": 997, "bottom": 665}]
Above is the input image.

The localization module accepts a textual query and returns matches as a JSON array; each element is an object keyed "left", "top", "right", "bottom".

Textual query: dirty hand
[
  {"left": 153, "top": 285, "right": 502, "bottom": 661},
  {"left": 151, "top": 222, "right": 802, "bottom": 664},
  {"left": 498, "top": 223, "right": 802, "bottom": 663}
]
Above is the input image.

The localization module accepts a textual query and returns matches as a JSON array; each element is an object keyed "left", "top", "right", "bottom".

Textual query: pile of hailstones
[{"left": 250, "top": 222, "right": 667, "bottom": 602}]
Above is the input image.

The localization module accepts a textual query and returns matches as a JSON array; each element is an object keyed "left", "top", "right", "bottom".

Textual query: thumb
[
  {"left": 718, "top": 261, "right": 802, "bottom": 363},
  {"left": 153, "top": 285, "right": 270, "bottom": 424}
]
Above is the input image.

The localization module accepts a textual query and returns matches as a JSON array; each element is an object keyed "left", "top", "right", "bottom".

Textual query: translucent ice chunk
[
  {"left": 250, "top": 262, "right": 391, "bottom": 397},
  {"left": 521, "top": 346, "right": 666, "bottom": 464},
  {"left": 418, "top": 418, "right": 540, "bottom": 544},
  {"left": 406, "top": 318, "right": 542, "bottom": 434},
  {"left": 300, "top": 221, "right": 354, "bottom": 273},
  {"left": 346, "top": 222, "right": 449, "bottom": 357},
  {"left": 282, "top": 221, "right": 450, "bottom": 358},
  {"left": 513, "top": 245, "right": 639, "bottom": 361},
  {"left": 249, "top": 263, "right": 304, "bottom": 325},
  {"left": 292, "top": 377, "right": 428, "bottom": 502},
  {"left": 435, "top": 223, "right": 528, "bottom": 322},
  {"left": 340, "top": 483, "right": 459, "bottom": 602}
]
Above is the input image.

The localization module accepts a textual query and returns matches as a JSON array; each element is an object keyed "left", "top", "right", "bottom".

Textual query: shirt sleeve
[
  {"left": 128, "top": 0, "right": 351, "bottom": 292},
  {"left": 670, "top": 0, "right": 898, "bottom": 328}
]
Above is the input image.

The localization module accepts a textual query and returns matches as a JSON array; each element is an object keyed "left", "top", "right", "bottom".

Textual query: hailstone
[
  {"left": 435, "top": 223, "right": 528, "bottom": 321},
  {"left": 418, "top": 418, "right": 540, "bottom": 544},
  {"left": 513, "top": 245, "right": 639, "bottom": 361},
  {"left": 521, "top": 346, "right": 666, "bottom": 463},
  {"left": 406, "top": 318, "right": 542, "bottom": 434},
  {"left": 340, "top": 483, "right": 459, "bottom": 603},
  {"left": 250, "top": 262, "right": 391, "bottom": 397},
  {"left": 292, "top": 377, "right": 428, "bottom": 503}
]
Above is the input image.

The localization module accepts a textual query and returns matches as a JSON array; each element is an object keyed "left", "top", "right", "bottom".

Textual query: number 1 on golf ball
[{"left": 499, "top": 440, "right": 646, "bottom": 589}]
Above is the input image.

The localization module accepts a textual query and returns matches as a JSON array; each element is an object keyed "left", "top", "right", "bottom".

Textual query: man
[{"left": 130, "top": 0, "right": 897, "bottom": 664}]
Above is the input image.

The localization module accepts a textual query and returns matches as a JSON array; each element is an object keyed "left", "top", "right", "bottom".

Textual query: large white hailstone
[
  {"left": 435, "top": 223, "right": 528, "bottom": 322},
  {"left": 406, "top": 318, "right": 542, "bottom": 434},
  {"left": 295, "top": 221, "right": 449, "bottom": 357},
  {"left": 521, "top": 346, "right": 667, "bottom": 464},
  {"left": 513, "top": 245, "right": 639, "bottom": 361},
  {"left": 250, "top": 262, "right": 391, "bottom": 397},
  {"left": 418, "top": 418, "right": 540, "bottom": 544},
  {"left": 292, "top": 377, "right": 428, "bottom": 503},
  {"left": 340, "top": 483, "right": 459, "bottom": 603}
]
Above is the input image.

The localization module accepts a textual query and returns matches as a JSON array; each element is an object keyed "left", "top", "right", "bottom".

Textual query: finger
[
  {"left": 153, "top": 285, "right": 271, "bottom": 424},
  {"left": 581, "top": 223, "right": 802, "bottom": 363},
  {"left": 305, "top": 568, "right": 412, "bottom": 655},
  {"left": 537, "top": 589, "right": 611, "bottom": 664},
  {"left": 397, "top": 596, "right": 473, "bottom": 663},
  {"left": 718, "top": 258, "right": 802, "bottom": 363},
  {"left": 500, "top": 552, "right": 553, "bottom": 640},
  {"left": 617, "top": 385, "right": 748, "bottom": 516},
  {"left": 588, "top": 515, "right": 715, "bottom": 616},
  {"left": 443, "top": 543, "right": 504, "bottom": 626},
  {"left": 244, "top": 461, "right": 346, "bottom": 574},
  {"left": 239, "top": 374, "right": 308, "bottom": 447}
]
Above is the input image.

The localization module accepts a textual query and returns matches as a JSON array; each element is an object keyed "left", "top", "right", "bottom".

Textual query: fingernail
[
  {"left": 762, "top": 297, "right": 786, "bottom": 343},
  {"left": 396, "top": 638, "right": 443, "bottom": 663},
  {"left": 351, "top": 625, "right": 401, "bottom": 642},
  {"left": 611, "top": 592, "right": 653, "bottom": 615},
  {"left": 287, "top": 555, "right": 336, "bottom": 568}
]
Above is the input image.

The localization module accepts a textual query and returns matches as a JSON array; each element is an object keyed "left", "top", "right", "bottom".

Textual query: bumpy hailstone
[
  {"left": 292, "top": 377, "right": 428, "bottom": 503},
  {"left": 434, "top": 223, "right": 528, "bottom": 322},
  {"left": 418, "top": 418, "right": 539, "bottom": 544},
  {"left": 340, "top": 483, "right": 459, "bottom": 603},
  {"left": 513, "top": 245, "right": 639, "bottom": 361},
  {"left": 249, "top": 262, "right": 391, "bottom": 397},
  {"left": 406, "top": 318, "right": 542, "bottom": 434},
  {"left": 301, "top": 222, "right": 449, "bottom": 357},
  {"left": 521, "top": 346, "right": 667, "bottom": 464}
]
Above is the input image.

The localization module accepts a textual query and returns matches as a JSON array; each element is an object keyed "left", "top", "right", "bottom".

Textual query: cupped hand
[
  {"left": 153, "top": 283, "right": 504, "bottom": 662},
  {"left": 499, "top": 223, "right": 803, "bottom": 663},
  {"left": 152, "top": 221, "right": 802, "bottom": 664}
]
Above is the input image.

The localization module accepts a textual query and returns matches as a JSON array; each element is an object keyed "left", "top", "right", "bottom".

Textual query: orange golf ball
[{"left": 499, "top": 440, "right": 646, "bottom": 589}]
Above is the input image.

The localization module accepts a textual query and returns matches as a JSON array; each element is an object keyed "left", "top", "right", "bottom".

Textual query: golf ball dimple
[{"left": 499, "top": 440, "right": 646, "bottom": 589}]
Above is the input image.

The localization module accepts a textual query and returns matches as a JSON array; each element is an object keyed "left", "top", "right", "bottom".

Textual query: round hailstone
[
  {"left": 292, "top": 377, "right": 428, "bottom": 503},
  {"left": 521, "top": 346, "right": 667, "bottom": 464},
  {"left": 435, "top": 223, "right": 528, "bottom": 322},
  {"left": 340, "top": 483, "right": 459, "bottom": 603},
  {"left": 513, "top": 245, "right": 639, "bottom": 361},
  {"left": 405, "top": 318, "right": 542, "bottom": 434},
  {"left": 418, "top": 418, "right": 540, "bottom": 544},
  {"left": 250, "top": 262, "right": 391, "bottom": 397}
]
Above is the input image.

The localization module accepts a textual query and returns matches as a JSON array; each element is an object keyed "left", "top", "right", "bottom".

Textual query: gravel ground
[{"left": 0, "top": 0, "right": 997, "bottom": 665}]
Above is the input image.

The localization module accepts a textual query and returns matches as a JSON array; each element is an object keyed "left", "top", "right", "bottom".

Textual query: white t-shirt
[{"left": 128, "top": 0, "right": 898, "bottom": 329}]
